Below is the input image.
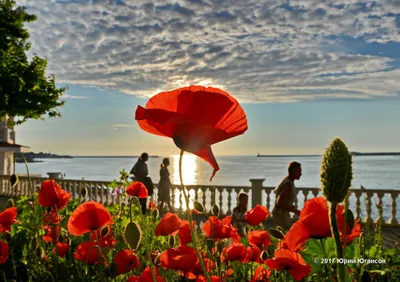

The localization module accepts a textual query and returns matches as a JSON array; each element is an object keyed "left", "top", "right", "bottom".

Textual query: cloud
[
  {"left": 60, "top": 94, "right": 88, "bottom": 100},
  {"left": 111, "top": 124, "right": 134, "bottom": 127},
  {"left": 15, "top": 0, "right": 400, "bottom": 103}
]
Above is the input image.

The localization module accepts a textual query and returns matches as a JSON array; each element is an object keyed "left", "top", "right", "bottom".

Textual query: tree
[{"left": 0, "top": 0, "right": 66, "bottom": 126}]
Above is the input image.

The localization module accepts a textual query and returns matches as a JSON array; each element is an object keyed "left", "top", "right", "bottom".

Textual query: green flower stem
[
  {"left": 329, "top": 202, "right": 345, "bottom": 282},
  {"left": 138, "top": 206, "right": 157, "bottom": 282},
  {"left": 179, "top": 150, "right": 211, "bottom": 282},
  {"left": 319, "top": 239, "right": 334, "bottom": 282},
  {"left": 19, "top": 153, "right": 35, "bottom": 205},
  {"left": 343, "top": 196, "right": 348, "bottom": 259}
]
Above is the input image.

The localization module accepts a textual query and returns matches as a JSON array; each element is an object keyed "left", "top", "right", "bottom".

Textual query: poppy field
[{"left": 0, "top": 85, "right": 398, "bottom": 281}]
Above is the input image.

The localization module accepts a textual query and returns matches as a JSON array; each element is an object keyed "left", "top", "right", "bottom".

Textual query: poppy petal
[{"left": 67, "top": 201, "right": 113, "bottom": 236}]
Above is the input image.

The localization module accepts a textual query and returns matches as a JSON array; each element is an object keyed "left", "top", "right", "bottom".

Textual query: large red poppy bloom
[
  {"left": 245, "top": 205, "right": 270, "bottom": 226},
  {"left": 265, "top": 249, "right": 311, "bottom": 281},
  {"left": 278, "top": 219, "right": 310, "bottom": 252},
  {"left": 0, "top": 240, "right": 9, "bottom": 264},
  {"left": 248, "top": 230, "right": 272, "bottom": 248},
  {"left": 245, "top": 246, "right": 263, "bottom": 263},
  {"left": 202, "top": 216, "right": 240, "bottom": 243},
  {"left": 159, "top": 245, "right": 199, "bottom": 274},
  {"left": 155, "top": 213, "right": 182, "bottom": 236},
  {"left": 300, "top": 197, "right": 362, "bottom": 242},
  {"left": 38, "top": 180, "right": 71, "bottom": 210},
  {"left": 0, "top": 207, "right": 18, "bottom": 233},
  {"left": 221, "top": 243, "right": 247, "bottom": 263},
  {"left": 67, "top": 201, "right": 113, "bottom": 236},
  {"left": 135, "top": 85, "right": 248, "bottom": 181},
  {"left": 114, "top": 249, "right": 140, "bottom": 275},
  {"left": 126, "top": 182, "right": 148, "bottom": 198}
]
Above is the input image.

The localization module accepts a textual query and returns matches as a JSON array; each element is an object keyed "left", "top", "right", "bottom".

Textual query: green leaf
[
  {"left": 124, "top": 221, "right": 142, "bottom": 250},
  {"left": 324, "top": 238, "right": 336, "bottom": 258},
  {"left": 305, "top": 239, "right": 324, "bottom": 256}
]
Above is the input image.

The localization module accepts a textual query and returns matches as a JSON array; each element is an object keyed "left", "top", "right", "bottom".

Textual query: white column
[{"left": 0, "top": 152, "right": 13, "bottom": 176}]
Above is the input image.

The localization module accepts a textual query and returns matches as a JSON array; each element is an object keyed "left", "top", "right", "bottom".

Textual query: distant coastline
[
  {"left": 73, "top": 156, "right": 159, "bottom": 158},
  {"left": 15, "top": 152, "right": 73, "bottom": 163},
  {"left": 256, "top": 152, "right": 400, "bottom": 157}
]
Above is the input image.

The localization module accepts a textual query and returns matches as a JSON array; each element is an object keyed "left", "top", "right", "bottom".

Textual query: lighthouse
[{"left": 0, "top": 116, "right": 30, "bottom": 175}]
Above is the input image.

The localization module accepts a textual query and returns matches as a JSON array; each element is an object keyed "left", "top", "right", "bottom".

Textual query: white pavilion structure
[{"left": 0, "top": 116, "right": 30, "bottom": 175}]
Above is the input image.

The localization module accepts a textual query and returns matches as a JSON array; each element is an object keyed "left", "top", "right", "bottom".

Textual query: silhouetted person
[
  {"left": 232, "top": 192, "right": 248, "bottom": 237},
  {"left": 158, "top": 158, "right": 175, "bottom": 212},
  {"left": 131, "top": 152, "right": 151, "bottom": 214},
  {"left": 272, "top": 161, "right": 302, "bottom": 230}
]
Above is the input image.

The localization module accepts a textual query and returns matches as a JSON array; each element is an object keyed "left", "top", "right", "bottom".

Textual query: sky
[{"left": 13, "top": 0, "right": 400, "bottom": 156}]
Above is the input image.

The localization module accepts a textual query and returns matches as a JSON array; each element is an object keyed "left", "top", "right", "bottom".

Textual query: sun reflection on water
[{"left": 172, "top": 154, "right": 197, "bottom": 210}]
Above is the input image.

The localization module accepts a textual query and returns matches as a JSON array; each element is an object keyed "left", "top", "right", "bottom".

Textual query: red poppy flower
[
  {"left": 52, "top": 242, "right": 69, "bottom": 258},
  {"left": 221, "top": 243, "right": 247, "bottom": 263},
  {"left": 300, "top": 197, "right": 362, "bottom": 242},
  {"left": 155, "top": 213, "right": 182, "bottom": 236},
  {"left": 127, "top": 266, "right": 166, "bottom": 282},
  {"left": 67, "top": 201, "right": 113, "bottom": 236},
  {"left": 245, "top": 246, "right": 263, "bottom": 263},
  {"left": 135, "top": 85, "right": 248, "bottom": 181},
  {"left": 43, "top": 212, "right": 63, "bottom": 225},
  {"left": 0, "top": 207, "right": 18, "bottom": 233},
  {"left": 43, "top": 226, "right": 62, "bottom": 244},
  {"left": 265, "top": 249, "right": 311, "bottom": 281},
  {"left": 202, "top": 216, "right": 240, "bottom": 243},
  {"left": 126, "top": 182, "right": 148, "bottom": 198},
  {"left": 159, "top": 245, "right": 198, "bottom": 273},
  {"left": 90, "top": 226, "right": 117, "bottom": 249},
  {"left": 0, "top": 240, "right": 9, "bottom": 264},
  {"left": 178, "top": 220, "right": 195, "bottom": 246},
  {"left": 38, "top": 180, "right": 71, "bottom": 210},
  {"left": 114, "top": 249, "right": 140, "bottom": 275},
  {"left": 278, "top": 220, "right": 310, "bottom": 252},
  {"left": 245, "top": 205, "right": 269, "bottom": 226},
  {"left": 74, "top": 241, "right": 104, "bottom": 264},
  {"left": 248, "top": 230, "right": 272, "bottom": 248},
  {"left": 251, "top": 265, "right": 271, "bottom": 282}
]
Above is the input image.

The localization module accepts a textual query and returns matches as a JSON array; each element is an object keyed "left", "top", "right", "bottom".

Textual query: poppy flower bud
[
  {"left": 100, "top": 225, "right": 111, "bottom": 237},
  {"left": 106, "top": 261, "right": 118, "bottom": 278},
  {"left": 3, "top": 231, "right": 11, "bottom": 242},
  {"left": 10, "top": 174, "right": 18, "bottom": 188},
  {"left": 80, "top": 187, "right": 88, "bottom": 199},
  {"left": 30, "top": 237, "right": 39, "bottom": 250},
  {"left": 260, "top": 250, "right": 269, "bottom": 261},
  {"left": 168, "top": 235, "right": 175, "bottom": 248},
  {"left": 125, "top": 221, "right": 142, "bottom": 250},
  {"left": 321, "top": 138, "right": 352, "bottom": 203},
  {"left": 217, "top": 241, "right": 224, "bottom": 253},
  {"left": 152, "top": 208, "right": 159, "bottom": 220},
  {"left": 36, "top": 246, "right": 44, "bottom": 258},
  {"left": 206, "top": 238, "right": 215, "bottom": 251},
  {"left": 212, "top": 205, "right": 220, "bottom": 217},
  {"left": 7, "top": 198, "right": 15, "bottom": 208},
  {"left": 193, "top": 201, "right": 205, "bottom": 213}
]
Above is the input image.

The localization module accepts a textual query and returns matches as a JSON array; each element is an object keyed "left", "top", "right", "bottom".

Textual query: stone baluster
[
  {"left": 265, "top": 189, "right": 271, "bottom": 211},
  {"left": 390, "top": 192, "right": 398, "bottom": 225},
  {"left": 365, "top": 192, "right": 373, "bottom": 224},
  {"left": 88, "top": 184, "right": 93, "bottom": 201},
  {"left": 219, "top": 188, "right": 223, "bottom": 211},
  {"left": 105, "top": 184, "right": 109, "bottom": 206},
  {"left": 99, "top": 183, "right": 104, "bottom": 204},
  {"left": 377, "top": 192, "right": 384, "bottom": 223},
  {"left": 250, "top": 179, "right": 265, "bottom": 209},
  {"left": 201, "top": 187, "right": 207, "bottom": 208},
  {"left": 354, "top": 191, "right": 362, "bottom": 221}
]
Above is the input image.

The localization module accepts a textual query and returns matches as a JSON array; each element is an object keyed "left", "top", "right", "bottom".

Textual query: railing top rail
[{"left": 1, "top": 175, "right": 399, "bottom": 193}]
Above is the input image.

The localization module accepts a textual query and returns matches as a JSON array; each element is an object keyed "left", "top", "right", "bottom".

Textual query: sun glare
[{"left": 172, "top": 154, "right": 197, "bottom": 185}]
